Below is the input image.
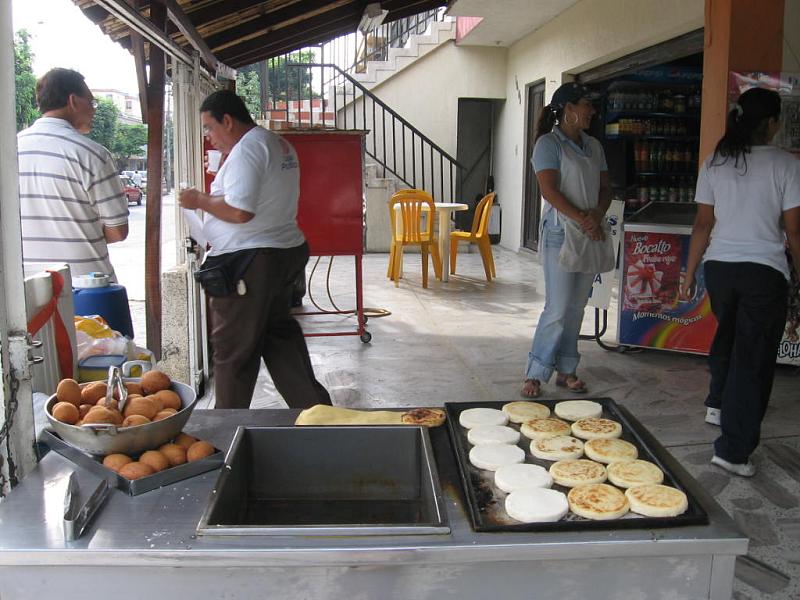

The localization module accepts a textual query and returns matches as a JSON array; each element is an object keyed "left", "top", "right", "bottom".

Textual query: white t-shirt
[
  {"left": 204, "top": 127, "right": 305, "bottom": 255},
  {"left": 695, "top": 145, "right": 800, "bottom": 280}
]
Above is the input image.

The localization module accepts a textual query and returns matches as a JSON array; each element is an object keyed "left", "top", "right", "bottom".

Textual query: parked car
[{"left": 120, "top": 175, "right": 143, "bottom": 205}]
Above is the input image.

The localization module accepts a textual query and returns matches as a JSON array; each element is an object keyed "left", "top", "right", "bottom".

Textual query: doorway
[
  {"left": 523, "top": 82, "right": 545, "bottom": 251},
  {"left": 456, "top": 98, "right": 494, "bottom": 231}
]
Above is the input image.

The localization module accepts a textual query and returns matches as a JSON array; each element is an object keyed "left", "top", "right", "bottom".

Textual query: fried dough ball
[
  {"left": 121, "top": 414, "right": 150, "bottom": 427},
  {"left": 81, "top": 382, "right": 107, "bottom": 405},
  {"left": 187, "top": 440, "right": 215, "bottom": 462},
  {"left": 56, "top": 379, "right": 82, "bottom": 407},
  {"left": 139, "top": 450, "right": 170, "bottom": 473},
  {"left": 122, "top": 396, "right": 158, "bottom": 420},
  {"left": 125, "top": 382, "right": 144, "bottom": 396},
  {"left": 52, "top": 401, "right": 79, "bottom": 425},
  {"left": 119, "top": 461, "right": 155, "bottom": 480},
  {"left": 78, "top": 404, "right": 94, "bottom": 418},
  {"left": 145, "top": 394, "right": 164, "bottom": 412},
  {"left": 141, "top": 370, "right": 171, "bottom": 395},
  {"left": 174, "top": 432, "right": 198, "bottom": 450},
  {"left": 95, "top": 397, "right": 119, "bottom": 411},
  {"left": 102, "top": 453, "right": 132, "bottom": 473},
  {"left": 158, "top": 443, "right": 187, "bottom": 467},
  {"left": 154, "top": 389, "right": 181, "bottom": 411},
  {"left": 154, "top": 409, "right": 177, "bottom": 421},
  {"left": 82, "top": 406, "right": 117, "bottom": 425}
]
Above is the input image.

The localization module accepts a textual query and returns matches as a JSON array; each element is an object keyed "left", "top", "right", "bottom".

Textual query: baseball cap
[{"left": 550, "top": 82, "right": 599, "bottom": 109}]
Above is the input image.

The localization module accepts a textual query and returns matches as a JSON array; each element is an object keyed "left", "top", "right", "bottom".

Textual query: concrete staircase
[{"left": 351, "top": 19, "right": 455, "bottom": 90}]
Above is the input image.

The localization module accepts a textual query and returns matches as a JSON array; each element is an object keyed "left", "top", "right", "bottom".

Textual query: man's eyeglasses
[
  {"left": 74, "top": 94, "right": 97, "bottom": 109},
  {"left": 202, "top": 124, "right": 212, "bottom": 135}
]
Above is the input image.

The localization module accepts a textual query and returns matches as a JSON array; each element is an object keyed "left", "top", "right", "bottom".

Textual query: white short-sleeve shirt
[
  {"left": 694, "top": 145, "right": 800, "bottom": 279},
  {"left": 204, "top": 127, "right": 305, "bottom": 255}
]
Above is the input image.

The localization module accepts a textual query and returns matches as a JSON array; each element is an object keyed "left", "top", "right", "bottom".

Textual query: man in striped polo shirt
[{"left": 18, "top": 68, "right": 128, "bottom": 281}]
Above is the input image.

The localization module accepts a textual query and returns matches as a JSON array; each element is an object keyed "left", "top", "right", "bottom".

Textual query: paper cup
[{"left": 207, "top": 150, "right": 222, "bottom": 173}]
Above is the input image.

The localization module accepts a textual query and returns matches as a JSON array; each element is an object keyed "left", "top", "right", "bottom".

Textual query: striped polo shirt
[{"left": 17, "top": 117, "right": 128, "bottom": 280}]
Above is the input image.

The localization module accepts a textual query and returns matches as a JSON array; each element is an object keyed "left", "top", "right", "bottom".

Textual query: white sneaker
[
  {"left": 705, "top": 407, "right": 721, "bottom": 426},
  {"left": 711, "top": 455, "right": 756, "bottom": 477}
]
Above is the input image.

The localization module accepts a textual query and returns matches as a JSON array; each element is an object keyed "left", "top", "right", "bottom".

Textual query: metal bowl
[{"left": 45, "top": 380, "right": 197, "bottom": 456}]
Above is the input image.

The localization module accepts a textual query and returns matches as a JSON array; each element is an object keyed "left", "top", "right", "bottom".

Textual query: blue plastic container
[{"left": 72, "top": 273, "right": 135, "bottom": 339}]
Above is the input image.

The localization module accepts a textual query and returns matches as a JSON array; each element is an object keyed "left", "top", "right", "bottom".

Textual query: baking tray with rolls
[{"left": 444, "top": 398, "right": 709, "bottom": 533}]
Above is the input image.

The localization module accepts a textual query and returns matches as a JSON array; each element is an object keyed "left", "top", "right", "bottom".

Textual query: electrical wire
[{"left": 306, "top": 256, "right": 391, "bottom": 318}]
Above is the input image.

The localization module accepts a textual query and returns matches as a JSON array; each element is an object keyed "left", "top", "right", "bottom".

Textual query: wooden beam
[
  {"left": 152, "top": 0, "right": 219, "bottom": 71},
  {"left": 131, "top": 31, "right": 149, "bottom": 122},
  {"left": 145, "top": 0, "right": 167, "bottom": 359}
]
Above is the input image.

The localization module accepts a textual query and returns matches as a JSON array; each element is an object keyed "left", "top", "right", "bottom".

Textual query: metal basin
[{"left": 197, "top": 426, "right": 450, "bottom": 536}]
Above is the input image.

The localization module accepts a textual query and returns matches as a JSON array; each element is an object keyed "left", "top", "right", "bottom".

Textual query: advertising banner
[{"left": 618, "top": 230, "right": 717, "bottom": 353}]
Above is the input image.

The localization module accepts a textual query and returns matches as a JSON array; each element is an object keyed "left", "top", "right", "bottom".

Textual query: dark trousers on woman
[
  {"left": 209, "top": 243, "right": 332, "bottom": 410},
  {"left": 704, "top": 260, "right": 787, "bottom": 463}
]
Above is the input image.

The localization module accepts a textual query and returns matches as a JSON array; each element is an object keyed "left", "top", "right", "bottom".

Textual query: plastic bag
[{"left": 74, "top": 315, "right": 152, "bottom": 364}]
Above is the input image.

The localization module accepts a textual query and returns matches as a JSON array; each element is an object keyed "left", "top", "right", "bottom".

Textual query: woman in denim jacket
[{"left": 522, "top": 82, "right": 611, "bottom": 398}]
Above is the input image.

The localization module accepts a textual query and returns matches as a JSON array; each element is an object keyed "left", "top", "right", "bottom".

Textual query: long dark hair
[
  {"left": 535, "top": 104, "right": 563, "bottom": 142},
  {"left": 711, "top": 87, "right": 781, "bottom": 172}
]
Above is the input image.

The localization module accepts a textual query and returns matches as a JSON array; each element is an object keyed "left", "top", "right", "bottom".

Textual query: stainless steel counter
[{"left": 0, "top": 409, "right": 746, "bottom": 599}]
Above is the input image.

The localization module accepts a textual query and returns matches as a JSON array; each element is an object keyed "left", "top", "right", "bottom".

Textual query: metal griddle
[{"left": 445, "top": 398, "right": 709, "bottom": 533}]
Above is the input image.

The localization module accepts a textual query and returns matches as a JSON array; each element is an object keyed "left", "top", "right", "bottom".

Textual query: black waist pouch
[{"left": 194, "top": 249, "right": 258, "bottom": 297}]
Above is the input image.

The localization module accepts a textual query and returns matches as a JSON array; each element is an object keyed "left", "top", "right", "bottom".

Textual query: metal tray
[
  {"left": 445, "top": 398, "right": 709, "bottom": 532},
  {"left": 39, "top": 428, "right": 224, "bottom": 496},
  {"left": 197, "top": 425, "right": 450, "bottom": 536}
]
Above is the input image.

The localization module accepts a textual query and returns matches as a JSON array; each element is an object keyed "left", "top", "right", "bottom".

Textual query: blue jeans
[{"left": 525, "top": 221, "right": 595, "bottom": 382}]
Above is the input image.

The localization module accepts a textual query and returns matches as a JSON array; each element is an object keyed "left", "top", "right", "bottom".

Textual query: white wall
[{"left": 493, "top": 0, "right": 704, "bottom": 251}]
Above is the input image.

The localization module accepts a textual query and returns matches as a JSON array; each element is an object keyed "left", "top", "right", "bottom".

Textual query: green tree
[
  {"left": 14, "top": 30, "right": 38, "bottom": 131},
  {"left": 236, "top": 70, "right": 262, "bottom": 120},
  {"left": 112, "top": 123, "right": 147, "bottom": 165},
  {"left": 264, "top": 50, "right": 317, "bottom": 102},
  {"left": 87, "top": 97, "right": 118, "bottom": 150}
]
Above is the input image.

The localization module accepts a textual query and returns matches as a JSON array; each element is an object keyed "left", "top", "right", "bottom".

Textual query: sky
[{"left": 12, "top": 0, "right": 138, "bottom": 94}]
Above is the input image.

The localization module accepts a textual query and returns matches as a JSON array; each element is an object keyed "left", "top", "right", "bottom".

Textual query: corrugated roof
[{"left": 72, "top": 0, "right": 447, "bottom": 69}]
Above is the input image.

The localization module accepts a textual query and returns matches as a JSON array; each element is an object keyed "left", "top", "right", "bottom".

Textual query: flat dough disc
[
  {"left": 520, "top": 418, "right": 571, "bottom": 440},
  {"left": 468, "top": 425, "right": 520, "bottom": 446},
  {"left": 502, "top": 401, "right": 550, "bottom": 423},
  {"left": 568, "top": 483, "right": 630, "bottom": 520},
  {"left": 549, "top": 459, "right": 607, "bottom": 487},
  {"left": 554, "top": 400, "right": 603, "bottom": 421},
  {"left": 625, "top": 484, "right": 688, "bottom": 517},
  {"left": 584, "top": 438, "right": 638, "bottom": 464},
  {"left": 607, "top": 459, "right": 664, "bottom": 488},
  {"left": 571, "top": 417, "right": 623, "bottom": 440},
  {"left": 469, "top": 443, "right": 525, "bottom": 471},
  {"left": 530, "top": 435, "right": 585, "bottom": 461},
  {"left": 495, "top": 463, "right": 553, "bottom": 493},
  {"left": 459, "top": 408, "right": 508, "bottom": 429},
  {"left": 505, "top": 487, "right": 569, "bottom": 523}
]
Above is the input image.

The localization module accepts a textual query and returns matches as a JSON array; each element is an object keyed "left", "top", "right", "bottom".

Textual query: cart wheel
[
  {"left": 360, "top": 332, "right": 372, "bottom": 343},
  {"left": 363, "top": 315, "right": 369, "bottom": 323}
]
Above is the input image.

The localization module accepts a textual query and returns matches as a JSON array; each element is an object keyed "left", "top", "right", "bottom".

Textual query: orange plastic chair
[
  {"left": 387, "top": 189, "right": 443, "bottom": 288},
  {"left": 449, "top": 192, "right": 496, "bottom": 281}
]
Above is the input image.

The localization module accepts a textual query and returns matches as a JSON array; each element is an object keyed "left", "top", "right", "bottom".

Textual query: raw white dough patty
[
  {"left": 505, "top": 488, "right": 569, "bottom": 523},
  {"left": 469, "top": 443, "right": 525, "bottom": 471},
  {"left": 459, "top": 408, "right": 508, "bottom": 429},
  {"left": 468, "top": 425, "right": 520, "bottom": 446},
  {"left": 554, "top": 400, "right": 603, "bottom": 421},
  {"left": 495, "top": 463, "right": 553, "bottom": 492}
]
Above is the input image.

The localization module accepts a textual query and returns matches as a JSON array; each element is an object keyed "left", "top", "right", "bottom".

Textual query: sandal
[
  {"left": 556, "top": 373, "right": 588, "bottom": 393},
  {"left": 521, "top": 379, "right": 541, "bottom": 398}
]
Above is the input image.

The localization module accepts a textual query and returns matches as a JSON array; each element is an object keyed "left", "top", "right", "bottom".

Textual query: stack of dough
[
  {"left": 505, "top": 488, "right": 569, "bottom": 523},
  {"left": 521, "top": 418, "right": 571, "bottom": 440},
  {"left": 530, "top": 435, "right": 584, "bottom": 461},
  {"left": 468, "top": 425, "right": 520, "bottom": 446},
  {"left": 554, "top": 400, "right": 602, "bottom": 421},
  {"left": 607, "top": 460, "right": 664, "bottom": 488},
  {"left": 502, "top": 401, "right": 550, "bottom": 423},
  {"left": 625, "top": 484, "right": 688, "bottom": 517},
  {"left": 460, "top": 408, "right": 508, "bottom": 429},
  {"left": 549, "top": 459, "right": 607, "bottom": 487},
  {"left": 495, "top": 463, "right": 553, "bottom": 492},
  {"left": 469, "top": 443, "right": 524, "bottom": 471},
  {"left": 571, "top": 417, "right": 622, "bottom": 440},
  {"left": 584, "top": 438, "right": 638, "bottom": 464},
  {"left": 568, "top": 483, "right": 630, "bottom": 520}
]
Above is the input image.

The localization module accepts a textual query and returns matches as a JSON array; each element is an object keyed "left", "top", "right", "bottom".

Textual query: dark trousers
[
  {"left": 704, "top": 260, "right": 787, "bottom": 463},
  {"left": 209, "top": 243, "right": 332, "bottom": 410}
]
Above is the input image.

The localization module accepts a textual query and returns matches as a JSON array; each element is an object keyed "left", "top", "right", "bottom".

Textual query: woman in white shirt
[{"left": 683, "top": 87, "right": 800, "bottom": 477}]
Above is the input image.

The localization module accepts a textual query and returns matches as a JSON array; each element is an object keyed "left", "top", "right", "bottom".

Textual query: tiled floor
[{"left": 184, "top": 247, "right": 800, "bottom": 598}]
